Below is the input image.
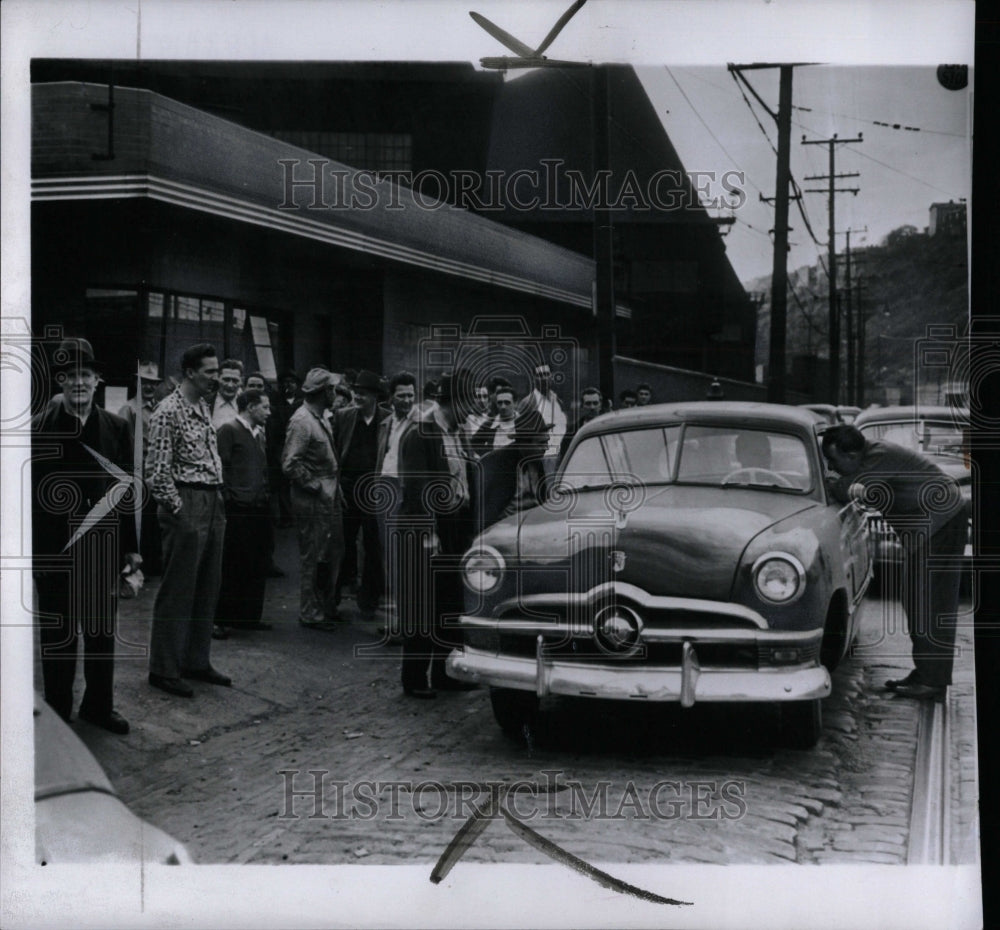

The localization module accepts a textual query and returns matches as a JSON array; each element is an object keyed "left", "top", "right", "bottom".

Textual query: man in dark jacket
[
  {"left": 214, "top": 389, "right": 273, "bottom": 632},
  {"left": 822, "top": 423, "right": 967, "bottom": 699},
  {"left": 32, "top": 337, "right": 140, "bottom": 734},
  {"left": 331, "top": 370, "right": 389, "bottom": 620},
  {"left": 470, "top": 383, "right": 548, "bottom": 529},
  {"left": 396, "top": 369, "right": 477, "bottom": 697}
]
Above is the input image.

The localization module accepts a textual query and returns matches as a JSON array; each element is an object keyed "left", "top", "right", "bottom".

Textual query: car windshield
[
  {"left": 859, "top": 419, "right": 967, "bottom": 458},
  {"left": 559, "top": 424, "right": 813, "bottom": 492}
]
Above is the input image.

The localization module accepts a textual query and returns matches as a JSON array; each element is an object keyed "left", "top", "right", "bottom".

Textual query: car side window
[{"left": 560, "top": 436, "right": 612, "bottom": 490}]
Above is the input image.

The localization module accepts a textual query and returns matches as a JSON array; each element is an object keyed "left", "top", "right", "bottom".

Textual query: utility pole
[
  {"left": 802, "top": 133, "right": 862, "bottom": 403},
  {"left": 855, "top": 275, "right": 867, "bottom": 405},
  {"left": 592, "top": 63, "right": 616, "bottom": 403},
  {"left": 729, "top": 63, "right": 806, "bottom": 403}
]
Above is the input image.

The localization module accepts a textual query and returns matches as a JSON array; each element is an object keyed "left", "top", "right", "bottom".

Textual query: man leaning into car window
[{"left": 821, "top": 424, "right": 967, "bottom": 700}]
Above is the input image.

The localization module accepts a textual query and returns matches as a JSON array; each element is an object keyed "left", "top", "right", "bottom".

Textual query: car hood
[{"left": 512, "top": 485, "right": 818, "bottom": 598}]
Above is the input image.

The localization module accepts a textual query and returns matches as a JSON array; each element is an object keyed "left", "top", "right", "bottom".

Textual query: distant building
[{"left": 929, "top": 201, "right": 966, "bottom": 237}]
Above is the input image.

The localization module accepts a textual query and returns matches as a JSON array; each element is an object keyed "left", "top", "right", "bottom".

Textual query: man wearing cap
[
  {"left": 118, "top": 361, "right": 164, "bottom": 575},
  {"left": 146, "top": 343, "right": 232, "bottom": 697},
  {"left": 331, "top": 370, "right": 389, "bottom": 621},
  {"left": 282, "top": 367, "right": 345, "bottom": 630},
  {"left": 524, "top": 363, "right": 567, "bottom": 478},
  {"left": 32, "top": 337, "right": 140, "bottom": 734}
]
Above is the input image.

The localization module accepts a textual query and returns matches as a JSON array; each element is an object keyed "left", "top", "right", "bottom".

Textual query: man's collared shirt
[
  {"left": 236, "top": 413, "right": 264, "bottom": 444},
  {"left": 529, "top": 388, "right": 567, "bottom": 458},
  {"left": 146, "top": 386, "right": 224, "bottom": 513},
  {"left": 212, "top": 395, "right": 239, "bottom": 429},
  {"left": 381, "top": 412, "right": 412, "bottom": 479},
  {"left": 432, "top": 407, "right": 471, "bottom": 508},
  {"left": 491, "top": 417, "right": 516, "bottom": 449}
]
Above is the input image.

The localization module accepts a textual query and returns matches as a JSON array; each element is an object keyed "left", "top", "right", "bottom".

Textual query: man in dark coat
[
  {"left": 32, "top": 337, "right": 140, "bottom": 734},
  {"left": 396, "top": 369, "right": 477, "bottom": 697},
  {"left": 214, "top": 389, "right": 273, "bottom": 632},
  {"left": 559, "top": 386, "right": 604, "bottom": 462},
  {"left": 268, "top": 370, "right": 302, "bottom": 527},
  {"left": 822, "top": 423, "right": 967, "bottom": 699},
  {"left": 470, "top": 383, "right": 548, "bottom": 529},
  {"left": 331, "top": 370, "right": 389, "bottom": 620}
]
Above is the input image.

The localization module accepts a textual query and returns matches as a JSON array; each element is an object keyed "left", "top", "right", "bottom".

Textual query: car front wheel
[
  {"left": 780, "top": 698, "right": 823, "bottom": 749},
  {"left": 489, "top": 687, "right": 540, "bottom": 742}
]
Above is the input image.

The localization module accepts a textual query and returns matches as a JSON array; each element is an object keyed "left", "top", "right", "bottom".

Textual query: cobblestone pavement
[{"left": 44, "top": 530, "right": 979, "bottom": 868}]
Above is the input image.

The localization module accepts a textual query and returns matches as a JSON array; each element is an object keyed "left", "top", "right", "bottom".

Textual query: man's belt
[{"left": 176, "top": 481, "right": 224, "bottom": 491}]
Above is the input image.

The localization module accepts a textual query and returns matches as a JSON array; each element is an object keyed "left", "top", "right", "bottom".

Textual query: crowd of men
[
  {"left": 31, "top": 337, "right": 964, "bottom": 735},
  {"left": 31, "top": 339, "right": 634, "bottom": 730}
]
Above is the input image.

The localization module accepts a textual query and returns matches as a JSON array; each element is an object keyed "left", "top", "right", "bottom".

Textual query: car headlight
[
  {"left": 462, "top": 546, "right": 505, "bottom": 594},
  {"left": 752, "top": 552, "right": 806, "bottom": 604}
]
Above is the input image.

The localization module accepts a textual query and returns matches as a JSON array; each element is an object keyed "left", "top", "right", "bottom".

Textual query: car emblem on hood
[{"left": 610, "top": 550, "right": 626, "bottom": 573}]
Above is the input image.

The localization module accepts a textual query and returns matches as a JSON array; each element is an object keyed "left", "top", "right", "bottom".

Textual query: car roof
[
  {"left": 854, "top": 405, "right": 970, "bottom": 426},
  {"left": 577, "top": 401, "right": 823, "bottom": 440}
]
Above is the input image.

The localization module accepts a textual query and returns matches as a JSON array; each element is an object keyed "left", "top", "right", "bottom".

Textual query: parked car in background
[
  {"left": 799, "top": 404, "right": 860, "bottom": 425},
  {"left": 852, "top": 405, "right": 973, "bottom": 570},
  {"left": 448, "top": 402, "right": 873, "bottom": 748},
  {"left": 34, "top": 694, "right": 191, "bottom": 864}
]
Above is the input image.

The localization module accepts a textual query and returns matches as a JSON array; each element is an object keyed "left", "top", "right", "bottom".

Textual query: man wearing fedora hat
[
  {"left": 118, "top": 360, "right": 164, "bottom": 575},
  {"left": 331, "top": 369, "right": 389, "bottom": 621},
  {"left": 282, "top": 367, "right": 345, "bottom": 630},
  {"left": 32, "top": 337, "right": 140, "bottom": 734}
]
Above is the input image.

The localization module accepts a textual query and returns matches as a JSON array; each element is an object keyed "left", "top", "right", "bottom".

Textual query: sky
[{"left": 636, "top": 63, "right": 972, "bottom": 283}]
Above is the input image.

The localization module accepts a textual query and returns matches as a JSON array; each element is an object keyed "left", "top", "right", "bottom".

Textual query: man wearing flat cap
[
  {"left": 331, "top": 369, "right": 389, "bottom": 621},
  {"left": 32, "top": 337, "right": 140, "bottom": 734},
  {"left": 282, "top": 367, "right": 345, "bottom": 630}
]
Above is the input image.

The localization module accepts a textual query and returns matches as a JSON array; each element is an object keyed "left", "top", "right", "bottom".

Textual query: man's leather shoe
[
  {"left": 212, "top": 624, "right": 230, "bottom": 640},
  {"left": 300, "top": 618, "right": 339, "bottom": 632},
  {"left": 885, "top": 671, "right": 921, "bottom": 692},
  {"left": 184, "top": 666, "right": 232, "bottom": 687},
  {"left": 149, "top": 674, "right": 194, "bottom": 697},
  {"left": 433, "top": 678, "right": 478, "bottom": 692},
  {"left": 892, "top": 681, "right": 945, "bottom": 700},
  {"left": 404, "top": 687, "right": 437, "bottom": 699},
  {"left": 79, "top": 708, "right": 130, "bottom": 735}
]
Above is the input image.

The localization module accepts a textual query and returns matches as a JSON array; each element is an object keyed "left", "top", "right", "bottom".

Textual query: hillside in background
[{"left": 746, "top": 218, "right": 968, "bottom": 405}]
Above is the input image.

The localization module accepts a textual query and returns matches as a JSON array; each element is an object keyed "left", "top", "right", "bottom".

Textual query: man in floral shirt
[{"left": 146, "top": 343, "right": 232, "bottom": 697}]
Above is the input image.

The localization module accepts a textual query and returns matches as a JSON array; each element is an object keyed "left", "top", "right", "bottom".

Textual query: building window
[
  {"left": 143, "top": 291, "right": 289, "bottom": 384},
  {"left": 272, "top": 130, "right": 412, "bottom": 174}
]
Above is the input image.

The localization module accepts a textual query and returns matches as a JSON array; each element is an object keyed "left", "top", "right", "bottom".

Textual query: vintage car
[
  {"left": 447, "top": 402, "right": 873, "bottom": 749},
  {"left": 852, "top": 405, "right": 972, "bottom": 568},
  {"left": 798, "top": 403, "right": 860, "bottom": 425},
  {"left": 34, "top": 694, "right": 191, "bottom": 864}
]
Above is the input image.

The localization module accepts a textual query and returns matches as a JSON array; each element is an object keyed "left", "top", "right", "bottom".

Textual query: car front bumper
[{"left": 447, "top": 638, "right": 831, "bottom": 707}]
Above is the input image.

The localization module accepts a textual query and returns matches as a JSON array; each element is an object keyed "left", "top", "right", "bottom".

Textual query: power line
[
  {"left": 663, "top": 66, "right": 769, "bottom": 199},
  {"left": 792, "top": 115, "right": 963, "bottom": 198},
  {"left": 792, "top": 103, "right": 965, "bottom": 138}
]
